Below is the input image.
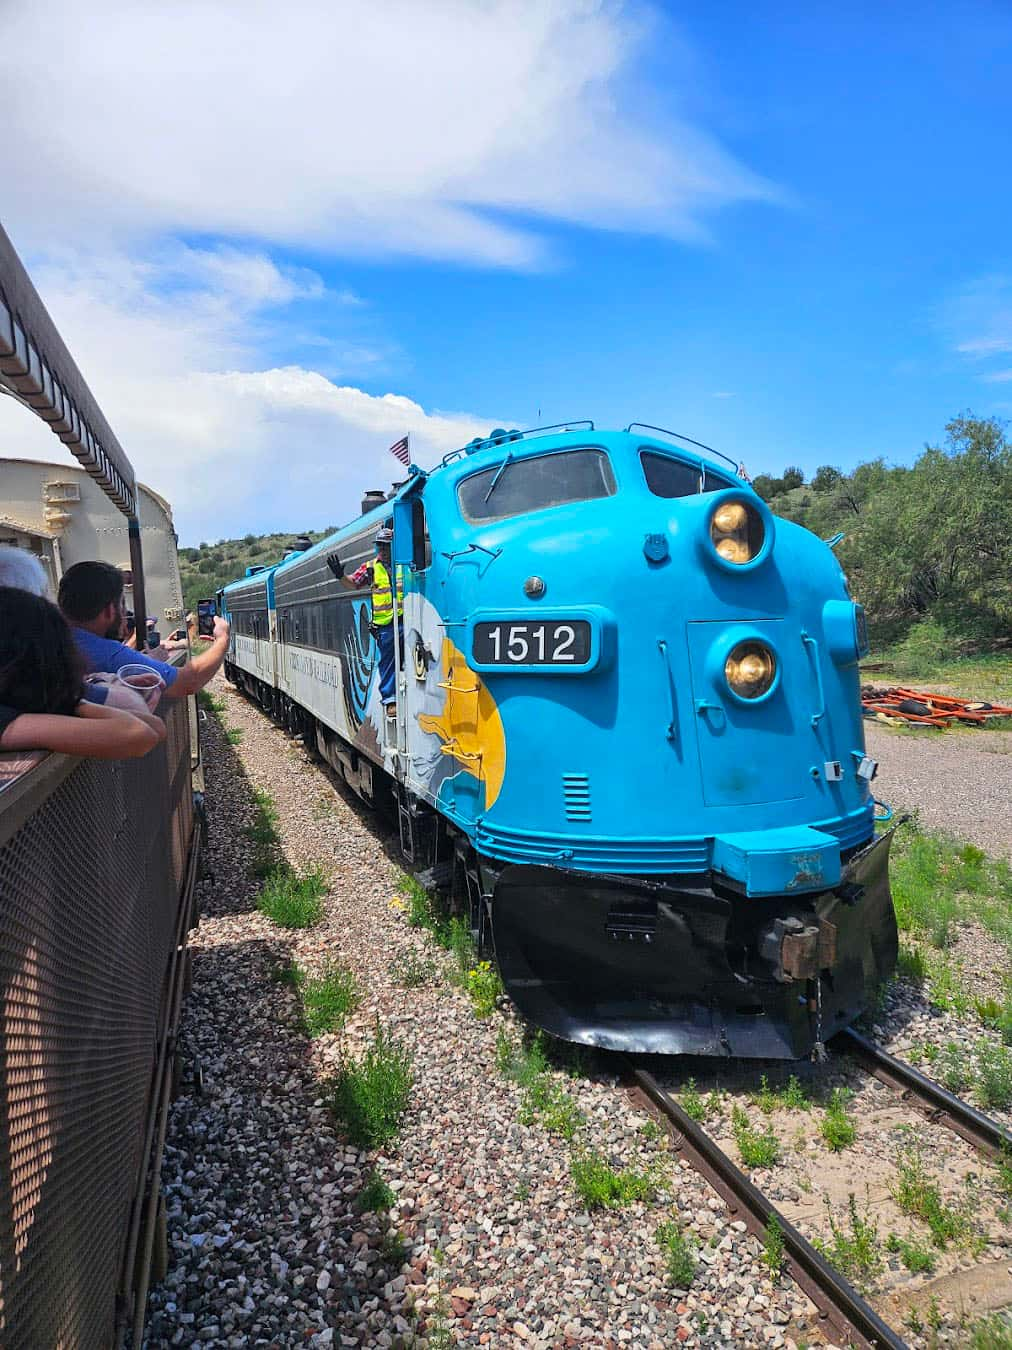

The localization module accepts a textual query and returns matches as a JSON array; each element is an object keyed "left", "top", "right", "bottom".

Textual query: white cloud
[
  {"left": 0, "top": 0, "right": 775, "bottom": 266},
  {"left": 0, "top": 1, "right": 780, "bottom": 542},
  {"left": 947, "top": 275, "right": 1012, "bottom": 366},
  {"left": 0, "top": 247, "right": 497, "bottom": 542}
]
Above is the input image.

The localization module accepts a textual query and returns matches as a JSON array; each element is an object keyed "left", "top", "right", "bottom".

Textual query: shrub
[
  {"left": 656, "top": 1219, "right": 698, "bottom": 1287},
  {"left": 329, "top": 1024, "right": 413, "bottom": 1149},
  {"left": 297, "top": 960, "right": 360, "bottom": 1035},
  {"left": 257, "top": 867, "right": 326, "bottom": 928},
  {"left": 569, "top": 1148, "right": 656, "bottom": 1210}
]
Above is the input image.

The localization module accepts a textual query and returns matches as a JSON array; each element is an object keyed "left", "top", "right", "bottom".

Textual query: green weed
[
  {"left": 890, "top": 820, "right": 1012, "bottom": 957},
  {"left": 928, "top": 954, "right": 972, "bottom": 1014},
  {"left": 356, "top": 1169, "right": 396, "bottom": 1213},
  {"left": 656, "top": 1219, "right": 698, "bottom": 1288},
  {"left": 464, "top": 960, "right": 503, "bottom": 1018},
  {"left": 225, "top": 725, "right": 244, "bottom": 744},
  {"left": 639, "top": 1118, "right": 665, "bottom": 1143},
  {"left": 197, "top": 689, "right": 226, "bottom": 714},
  {"left": 681, "top": 1079, "right": 706, "bottom": 1121},
  {"left": 938, "top": 1041, "right": 973, "bottom": 1096},
  {"left": 519, "top": 1072, "right": 583, "bottom": 1140},
  {"left": 731, "top": 1105, "right": 780, "bottom": 1168},
  {"left": 379, "top": 1228, "right": 409, "bottom": 1268},
  {"left": 996, "top": 1149, "right": 1012, "bottom": 1200},
  {"left": 970, "top": 1315, "right": 1012, "bottom": 1349},
  {"left": 975, "top": 1040, "right": 1012, "bottom": 1110},
  {"left": 257, "top": 867, "right": 326, "bottom": 928},
  {"left": 816, "top": 1193, "right": 883, "bottom": 1290},
  {"left": 896, "top": 942, "right": 928, "bottom": 984},
  {"left": 329, "top": 1023, "right": 413, "bottom": 1149},
  {"left": 395, "top": 950, "right": 439, "bottom": 988},
  {"left": 755, "top": 1074, "right": 809, "bottom": 1113},
  {"left": 762, "top": 1215, "right": 786, "bottom": 1278},
  {"left": 976, "top": 992, "right": 1012, "bottom": 1044},
  {"left": 245, "top": 787, "right": 284, "bottom": 877},
  {"left": 497, "top": 1028, "right": 582, "bottom": 1138},
  {"left": 885, "top": 1231, "right": 936, "bottom": 1274},
  {"left": 893, "top": 1150, "right": 968, "bottom": 1248},
  {"left": 295, "top": 959, "right": 360, "bottom": 1035},
  {"left": 820, "top": 1088, "right": 857, "bottom": 1152},
  {"left": 569, "top": 1147, "right": 656, "bottom": 1210}
]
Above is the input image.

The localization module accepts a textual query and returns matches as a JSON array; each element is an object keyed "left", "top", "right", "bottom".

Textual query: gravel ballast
[{"left": 145, "top": 681, "right": 822, "bottom": 1348}]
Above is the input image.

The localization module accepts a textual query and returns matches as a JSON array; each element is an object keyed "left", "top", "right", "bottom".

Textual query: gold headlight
[
  {"left": 715, "top": 536, "right": 750, "bottom": 564},
  {"left": 710, "top": 498, "right": 764, "bottom": 564},
  {"left": 725, "top": 641, "right": 777, "bottom": 699},
  {"left": 712, "top": 501, "right": 748, "bottom": 534}
]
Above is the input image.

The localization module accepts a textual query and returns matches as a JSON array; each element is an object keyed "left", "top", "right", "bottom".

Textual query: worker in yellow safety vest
[{"left": 328, "top": 526, "right": 403, "bottom": 713}]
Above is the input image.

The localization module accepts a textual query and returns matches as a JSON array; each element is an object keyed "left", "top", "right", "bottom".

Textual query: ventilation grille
[{"left": 563, "top": 773, "right": 592, "bottom": 822}]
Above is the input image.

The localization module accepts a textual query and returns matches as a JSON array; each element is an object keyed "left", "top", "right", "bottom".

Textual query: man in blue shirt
[{"left": 59, "top": 561, "right": 230, "bottom": 700}]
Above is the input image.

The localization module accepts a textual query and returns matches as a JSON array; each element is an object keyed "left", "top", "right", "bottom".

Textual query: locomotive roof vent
[{"left": 362, "top": 489, "right": 387, "bottom": 514}]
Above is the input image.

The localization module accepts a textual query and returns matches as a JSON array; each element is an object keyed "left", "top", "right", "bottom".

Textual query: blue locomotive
[{"left": 222, "top": 423, "right": 896, "bottom": 1058}]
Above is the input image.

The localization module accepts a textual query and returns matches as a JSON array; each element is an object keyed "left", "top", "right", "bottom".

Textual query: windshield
[
  {"left": 458, "top": 447, "right": 616, "bottom": 523},
  {"left": 640, "top": 449, "right": 734, "bottom": 498}
]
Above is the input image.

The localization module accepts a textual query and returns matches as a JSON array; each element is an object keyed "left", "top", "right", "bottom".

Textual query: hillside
[{"left": 178, "top": 530, "right": 332, "bottom": 610}]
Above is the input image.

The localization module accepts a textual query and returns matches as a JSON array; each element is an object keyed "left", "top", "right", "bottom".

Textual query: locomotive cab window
[
  {"left": 457, "top": 447, "right": 616, "bottom": 524},
  {"left": 640, "top": 449, "right": 734, "bottom": 498}
]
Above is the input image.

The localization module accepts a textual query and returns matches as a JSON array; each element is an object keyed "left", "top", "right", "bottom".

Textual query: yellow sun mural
[{"left": 418, "top": 637, "right": 506, "bottom": 809}]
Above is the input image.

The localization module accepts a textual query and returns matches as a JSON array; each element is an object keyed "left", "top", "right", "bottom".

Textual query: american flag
[
  {"left": 736, "top": 461, "right": 751, "bottom": 482},
  {"left": 388, "top": 434, "right": 410, "bottom": 466}
]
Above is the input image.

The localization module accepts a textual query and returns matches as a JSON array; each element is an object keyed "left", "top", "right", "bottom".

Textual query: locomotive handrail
[
  {"left": 624, "top": 422, "right": 740, "bottom": 473},
  {"left": 443, "top": 420, "right": 595, "bottom": 464}
]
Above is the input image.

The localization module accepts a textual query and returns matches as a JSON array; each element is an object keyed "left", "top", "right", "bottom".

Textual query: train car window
[
  {"left": 412, "top": 498, "right": 432, "bottom": 569},
  {"left": 640, "top": 450, "right": 735, "bottom": 498},
  {"left": 458, "top": 448, "right": 616, "bottom": 523}
]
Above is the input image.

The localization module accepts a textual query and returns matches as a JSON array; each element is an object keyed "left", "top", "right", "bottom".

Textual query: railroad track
[
  {"left": 629, "top": 1066, "right": 907, "bottom": 1350},
  {"left": 834, "top": 1027, "right": 1012, "bottom": 1162},
  {"left": 629, "top": 1043, "right": 1011, "bottom": 1350}
]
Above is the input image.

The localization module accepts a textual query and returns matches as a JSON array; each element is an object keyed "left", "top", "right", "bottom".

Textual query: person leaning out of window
[{"left": 0, "top": 588, "right": 165, "bottom": 759}]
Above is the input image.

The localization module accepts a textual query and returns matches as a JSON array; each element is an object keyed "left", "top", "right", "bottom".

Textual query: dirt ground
[{"left": 865, "top": 722, "right": 1012, "bottom": 857}]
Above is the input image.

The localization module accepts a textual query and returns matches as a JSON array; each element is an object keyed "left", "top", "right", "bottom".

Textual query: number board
[{"left": 471, "top": 619, "right": 592, "bottom": 668}]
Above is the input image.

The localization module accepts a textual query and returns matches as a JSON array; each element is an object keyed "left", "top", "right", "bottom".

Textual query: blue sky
[{"left": 2, "top": 1, "right": 1010, "bottom": 541}]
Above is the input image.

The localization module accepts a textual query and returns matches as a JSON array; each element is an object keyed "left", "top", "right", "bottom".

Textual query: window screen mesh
[{"left": 0, "top": 697, "right": 194, "bottom": 1347}]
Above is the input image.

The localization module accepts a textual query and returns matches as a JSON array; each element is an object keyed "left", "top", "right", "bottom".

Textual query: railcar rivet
[{"left": 523, "top": 575, "right": 546, "bottom": 598}]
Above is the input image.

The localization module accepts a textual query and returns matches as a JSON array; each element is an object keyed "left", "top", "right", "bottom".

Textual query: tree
[
  {"left": 781, "top": 466, "right": 804, "bottom": 491},
  {"left": 812, "top": 465, "right": 842, "bottom": 492},
  {"left": 751, "top": 474, "right": 781, "bottom": 501}
]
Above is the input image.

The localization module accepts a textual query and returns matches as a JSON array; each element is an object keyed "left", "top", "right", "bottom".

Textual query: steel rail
[
  {"left": 835, "top": 1027, "right": 1012, "bottom": 1162},
  {"left": 630, "top": 1067, "right": 907, "bottom": 1350}
]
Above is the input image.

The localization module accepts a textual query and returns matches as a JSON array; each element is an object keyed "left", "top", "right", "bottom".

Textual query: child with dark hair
[{"left": 0, "top": 587, "right": 164, "bottom": 759}]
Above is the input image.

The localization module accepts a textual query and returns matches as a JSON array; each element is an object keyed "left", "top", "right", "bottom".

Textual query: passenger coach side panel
[
  {"left": 225, "top": 576, "right": 274, "bottom": 686},
  {"left": 274, "top": 529, "right": 381, "bottom": 760}
]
